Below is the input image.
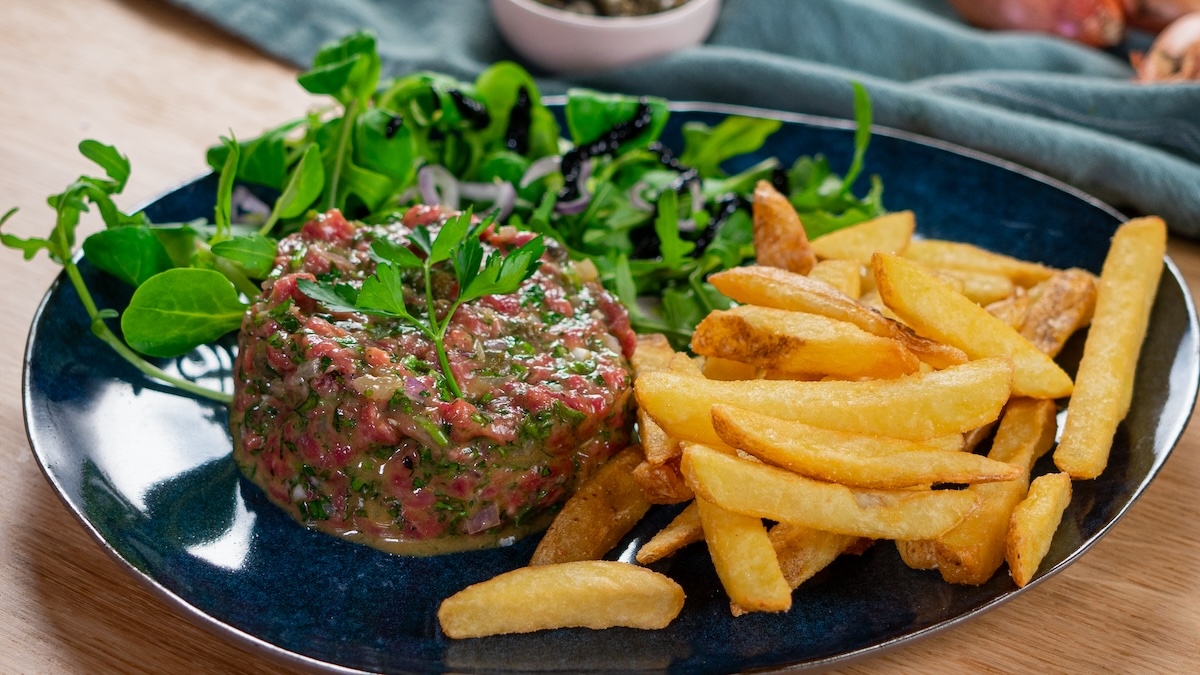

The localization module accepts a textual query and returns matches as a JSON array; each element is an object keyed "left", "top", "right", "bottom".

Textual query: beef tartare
[{"left": 230, "top": 206, "right": 636, "bottom": 555}]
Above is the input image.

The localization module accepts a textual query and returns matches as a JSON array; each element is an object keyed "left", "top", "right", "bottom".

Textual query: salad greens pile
[{"left": 1, "top": 31, "right": 885, "bottom": 402}]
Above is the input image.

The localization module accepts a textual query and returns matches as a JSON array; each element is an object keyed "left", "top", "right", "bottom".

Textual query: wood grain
[{"left": 0, "top": 1, "right": 1197, "bottom": 673}]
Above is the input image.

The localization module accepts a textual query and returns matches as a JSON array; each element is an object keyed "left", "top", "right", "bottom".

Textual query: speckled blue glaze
[{"left": 23, "top": 105, "right": 1199, "bottom": 674}]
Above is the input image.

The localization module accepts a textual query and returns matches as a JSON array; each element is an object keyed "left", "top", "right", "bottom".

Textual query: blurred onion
[
  {"left": 418, "top": 165, "right": 460, "bottom": 209},
  {"left": 519, "top": 155, "right": 562, "bottom": 188}
]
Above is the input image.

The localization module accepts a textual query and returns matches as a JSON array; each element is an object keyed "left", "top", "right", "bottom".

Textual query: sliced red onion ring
[
  {"left": 689, "top": 179, "right": 704, "bottom": 216},
  {"left": 628, "top": 181, "right": 654, "bottom": 212},
  {"left": 460, "top": 180, "right": 517, "bottom": 221},
  {"left": 418, "top": 165, "right": 460, "bottom": 209},
  {"left": 678, "top": 219, "right": 697, "bottom": 232},
  {"left": 555, "top": 158, "right": 594, "bottom": 215},
  {"left": 519, "top": 155, "right": 562, "bottom": 188},
  {"left": 395, "top": 185, "right": 420, "bottom": 205}
]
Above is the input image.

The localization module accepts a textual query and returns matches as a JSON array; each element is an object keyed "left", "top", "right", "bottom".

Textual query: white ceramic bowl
[{"left": 490, "top": 0, "right": 721, "bottom": 75}]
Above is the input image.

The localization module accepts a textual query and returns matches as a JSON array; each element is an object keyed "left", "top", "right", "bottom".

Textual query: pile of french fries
[{"left": 438, "top": 181, "right": 1168, "bottom": 636}]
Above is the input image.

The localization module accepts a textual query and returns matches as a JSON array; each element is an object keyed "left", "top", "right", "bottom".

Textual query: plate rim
[{"left": 20, "top": 102, "right": 1199, "bottom": 674}]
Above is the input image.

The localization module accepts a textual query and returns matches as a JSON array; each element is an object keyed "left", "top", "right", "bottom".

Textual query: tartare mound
[{"left": 230, "top": 207, "right": 636, "bottom": 555}]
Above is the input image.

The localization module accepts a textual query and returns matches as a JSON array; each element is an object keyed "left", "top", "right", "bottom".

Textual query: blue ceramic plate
[{"left": 24, "top": 103, "right": 1199, "bottom": 674}]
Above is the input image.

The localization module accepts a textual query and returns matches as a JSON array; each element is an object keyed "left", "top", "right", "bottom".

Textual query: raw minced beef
[{"left": 230, "top": 206, "right": 636, "bottom": 555}]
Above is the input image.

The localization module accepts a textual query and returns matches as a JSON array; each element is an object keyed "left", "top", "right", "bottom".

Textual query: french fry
[
  {"left": 692, "top": 306, "right": 921, "bottom": 379},
  {"left": 732, "top": 525, "right": 862, "bottom": 615},
  {"left": 753, "top": 180, "right": 816, "bottom": 274},
  {"left": 712, "top": 404, "right": 966, "bottom": 458},
  {"left": 438, "top": 561, "right": 685, "bottom": 638},
  {"left": 932, "top": 398, "right": 1057, "bottom": 585},
  {"left": 708, "top": 265, "right": 894, "bottom": 338},
  {"left": 638, "top": 408, "right": 679, "bottom": 465},
  {"left": 702, "top": 356, "right": 759, "bottom": 381},
  {"left": 808, "top": 259, "right": 863, "bottom": 298},
  {"left": 636, "top": 502, "right": 704, "bottom": 564},
  {"left": 986, "top": 288, "right": 1030, "bottom": 330},
  {"left": 889, "top": 320, "right": 970, "bottom": 369},
  {"left": 696, "top": 496, "right": 792, "bottom": 613},
  {"left": 1007, "top": 472, "right": 1072, "bottom": 587},
  {"left": 631, "top": 333, "right": 676, "bottom": 375},
  {"left": 711, "top": 405, "right": 1020, "bottom": 489},
  {"left": 632, "top": 458, "right": 693, "bottom": 504},
  {"left": 873, "top": 252, "right": 1073, "bottom": 399},
  {"left": 904, "top": 239, "right": 1056, "bottom": 287},
  {"left": 668, "top": 352, "right": 705, "bottom": 378},
  {"left": 1055, "top": 217, "right": 1166, "bottom": 479},
  {"left": 530, "top": 447, "right": 652, "bottom": 565},
  {"left": 810, "top": 211, "right": 916, "bottom": 262},
  {"left": 681, "top": 443, "right": 978, "bottom": 540},
  {"left": 896, "top": 540, "right": 939, "bottom": 570},
  {"left": 940, "top": 269, "right": 1017, "bottom": 306},
  {"left": 1020, "top": 268, "right": 1097, "bottom": 358},
  {"left": 636, "top": 357, "right": 1013, "bottom": 446}
]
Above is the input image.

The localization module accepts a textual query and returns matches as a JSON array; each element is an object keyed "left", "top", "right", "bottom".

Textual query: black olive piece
[
  {"left": 447, "top": 88, "right": 491, "bottom": 130},
  {"left": 505, "top": 86, "right": 533, "bottom": 154},
  {"left": 771, "top": 164, "right": 790, "bottom": 195},
  {"left": 384, "top": 113, "right": 404, "bottom": 140},
  {"left": 691, "top": 194, "right": 749, "bottom": 255}
]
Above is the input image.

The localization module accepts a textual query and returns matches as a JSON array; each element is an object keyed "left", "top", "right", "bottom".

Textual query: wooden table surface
[{"left": 2, "top": 2, "right": 1197, "bottom": 673}]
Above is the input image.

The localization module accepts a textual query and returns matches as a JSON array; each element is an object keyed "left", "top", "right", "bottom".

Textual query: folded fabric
[{"left": 165, "top": 0, "right": 1200, "bottom": 236}]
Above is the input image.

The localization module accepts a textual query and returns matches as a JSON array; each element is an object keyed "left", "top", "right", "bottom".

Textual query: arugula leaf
[
  {"left": 354, "top": 108, "right": 416, "bottom": 184},
  {"left": 653, "top": 190, "right": 695, "bottom": 269},
  {"left": 82, "top": 226, "right": 175, "bottom": 287},
  {"left": 120, "top": 268, "right": 247, "bottom": 358},
  {"left": 680, "top": 116, "right": 782, "bottom": 178},
  {"left": 261, "top": 143, "right": 324, "bottom": 233},
  {"left": 78, "top": 139, "right": 131, "bottom": 192},
  {"left": 211, "top": 233, "right": 278, "bottom": 279},
  {"left": 206, "top": 120, "right": 303, "bottom": 189},
  {"left": 213, "top": 135, "right": 240, "bottom": 242}
]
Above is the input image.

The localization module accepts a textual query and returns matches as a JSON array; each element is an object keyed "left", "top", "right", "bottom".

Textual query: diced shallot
[{"left": 465, "top": 503, "right": 501, "bottom": 534}]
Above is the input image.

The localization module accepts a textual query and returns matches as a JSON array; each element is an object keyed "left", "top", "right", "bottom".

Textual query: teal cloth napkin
[{"left": 165, "top": 0, "right": 1200, "bottom": 236}]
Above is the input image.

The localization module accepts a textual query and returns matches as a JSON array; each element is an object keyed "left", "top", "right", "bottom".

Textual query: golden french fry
[
  {"left": 712, "top": 404, "right": 965, "bottom": 459},
  {"left": 889, "top": 320, "right": 970, "bottom": 369},
  {"left": 904, "top": 239, "right": 1056, "bottom": 287},
  {"left": 681, "top": 443, "right": 977, "bottom": 540},
  {"left": 632, "top": 458, "right": 693, "bottom": 504},
  {"left": 810, "top": 211, "right": 916, "bottom": 262},
  {"left": 530, "top": 447, "right": 651, "bottom": 565},
  {"left": 702, "top": 356, "right": 759, "bottom": 381},
  {"left": 896, "top": 540, "right": 939, "bottom": 570},
  {"left": 940, "top": 269, "right": 1017, "bottom": 306},
  {"left": 933, "top": 398, "right": 1058, "bottom": 585},
  {"left": 1055, "top": 217, "right": 1166, "bottom": 479},
  {"left": 631, "top": 333, "right": 676, "bottom": 375},
  {"left": 668, "top": 352, "right": 705, "bottom": 378},
  {"left": 692, "top": 306, "right": 920, "bottom": 379},
  {"left": 732, "top": 525, "right": 862, "bottom": 615},
  {"left": 696, "top": 496, "right": 792, "bottom": 614},
  {"left": 753, "top": 180, "right": 816, "bottom": 274},
  {"left": 708, "top": 265, "right": 894, "bottom": 338},
  {"left": 711, "top": 405, "right": 1020, "bottom": 489},
  {"left": 986, "top": 288, "right": 1030, "bottom": 330},
  {"left": 636, "top": 357, "right": 1013, "bottom": 446},
  {"left": 636, "top": 502, "right": 704, "bottom": 564},
  {"left": 808, "top": 259, "right": 863, "bottom": 298},
  {"left": 438, "top": 561, "right": 685, "bottom": 638},
  {"left": 1020, "top": 268, "right": 1098, "bottom": 358},
  {"left": 638, "top": 408, "right": 679, "bottom": 465},
  {"left": 873, "top": 252, "right": 1073, "bottom": 399},
  {"left": 1006, "top": 472, "right": 1072, "bottom": 587}
]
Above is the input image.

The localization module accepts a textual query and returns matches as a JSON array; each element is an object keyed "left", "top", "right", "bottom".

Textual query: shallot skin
[
  {"left": 1134, "top": 11, "right": 1200, "bottom": 81},
  {"left": 949, "top": 0, "right": 1127, "bottom": 46}
]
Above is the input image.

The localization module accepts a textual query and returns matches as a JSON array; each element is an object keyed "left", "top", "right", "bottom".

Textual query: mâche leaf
[
  {"left": 121, "top": 268, "right": 247, "bottom": 358},
  {"left": 83, "top": 225, "right": 175, "bottom": 287},
  {"left": 211, "top": 233, "right": 278, "bottom": 279}
]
